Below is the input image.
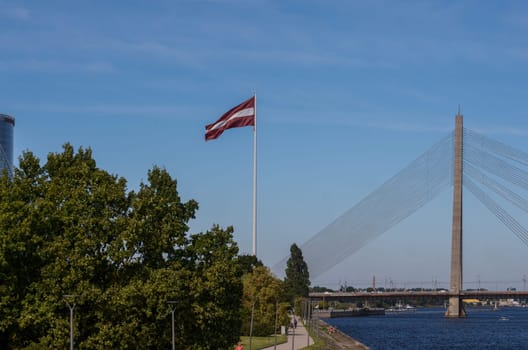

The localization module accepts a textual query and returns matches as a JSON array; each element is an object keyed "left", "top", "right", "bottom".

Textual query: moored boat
[{"left": 386, "top": 302, "right": 416, "bottom": 313}]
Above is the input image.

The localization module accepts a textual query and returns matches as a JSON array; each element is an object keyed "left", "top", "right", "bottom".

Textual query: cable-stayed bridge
[{"left": 273, "top": 114, "right": 528, "bottom": 317}]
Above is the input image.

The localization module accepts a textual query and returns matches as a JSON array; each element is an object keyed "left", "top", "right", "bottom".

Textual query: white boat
[{"left": 386, "top": 302, "right": 417, "bottom": 313}]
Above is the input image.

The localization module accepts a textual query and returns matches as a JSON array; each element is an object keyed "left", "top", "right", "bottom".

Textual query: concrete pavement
[{"left": 261, "top": 316, "right": 314, "bottom": 350}]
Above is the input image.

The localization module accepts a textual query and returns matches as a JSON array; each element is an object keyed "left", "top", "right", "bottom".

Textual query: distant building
[{"left": 0, "top": 114, "right": 15, "bottom": 175}]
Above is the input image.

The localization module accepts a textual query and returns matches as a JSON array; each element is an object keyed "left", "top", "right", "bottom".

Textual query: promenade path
[{"left": 261, "top": 316, "right": 314, "bottom": 350}]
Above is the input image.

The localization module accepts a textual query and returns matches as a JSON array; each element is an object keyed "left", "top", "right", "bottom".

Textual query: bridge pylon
[{"left": 445, "top": 113, "right": 466, "bottom": 318}]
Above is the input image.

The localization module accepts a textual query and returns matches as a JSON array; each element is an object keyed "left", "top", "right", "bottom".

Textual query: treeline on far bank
[{"left": 0, "top": 144, "right": 311, "bottom": 350}]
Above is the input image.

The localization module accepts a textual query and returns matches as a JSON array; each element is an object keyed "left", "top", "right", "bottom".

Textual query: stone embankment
[{"left": 312, "top": 318, "right": 370, "bottom": 350}]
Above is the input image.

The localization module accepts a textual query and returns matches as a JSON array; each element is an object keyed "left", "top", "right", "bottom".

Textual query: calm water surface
[{"left": 325, "top": 307, "right": 528, "bottom": 350}]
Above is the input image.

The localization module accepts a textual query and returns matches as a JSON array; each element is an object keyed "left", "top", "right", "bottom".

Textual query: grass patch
[
  {"left": 238, "top": 335, "right": 287, "bottom": 349},
  {"left": 303, "top": 338, "right": 327, "bottom": 350},
  {"left": 303, "top": 320, "right": 330, "bottom": 350}
]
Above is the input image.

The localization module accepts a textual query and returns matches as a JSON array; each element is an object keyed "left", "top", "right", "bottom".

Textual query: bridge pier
[
  {"left": 446, "top": 296, "right": 466, "bottom": 318},
  {"left": 445, "top": 113, "right": 466, "bottom": 318}
]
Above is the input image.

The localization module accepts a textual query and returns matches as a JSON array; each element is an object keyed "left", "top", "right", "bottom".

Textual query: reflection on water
[{"left": 325, "top": 307, "right": 528, "bottom": 350}]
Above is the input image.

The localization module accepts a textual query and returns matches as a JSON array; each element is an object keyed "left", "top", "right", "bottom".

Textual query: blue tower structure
[{"left": 0, "top": 114, "right": 15, "bottom": 176}]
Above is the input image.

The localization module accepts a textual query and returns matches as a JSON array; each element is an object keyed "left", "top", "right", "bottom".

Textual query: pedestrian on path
[{"left": 235, "top": 341, "right": 243, "bottom": 350}]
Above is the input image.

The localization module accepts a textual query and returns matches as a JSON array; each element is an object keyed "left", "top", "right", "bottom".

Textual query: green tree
[
  {"left": 237, "top": 254, "right": 263, "bottom": 275},
  {"left": 183, "top": 225, "right": 243, "bottom": 349},
  {"left": 241, "top": 266, "right": 289, "bottom": 336},
  {"left": 283, "top": 243, "right": 310, "bottom": 303},
  {"left": 0, "top": 151, "right": 48, "bottom": 347},
  {"left": 0, "top": 144, "right": 243, "bottom": 349}
]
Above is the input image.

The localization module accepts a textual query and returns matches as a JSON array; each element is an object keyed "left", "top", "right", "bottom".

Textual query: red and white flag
[{"left": 205, "top": 96, "right": 255, "bottom": 141}]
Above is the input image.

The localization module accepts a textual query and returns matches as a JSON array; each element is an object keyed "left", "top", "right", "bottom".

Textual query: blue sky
[{"left": 2, "top": 0, "right": 528, "bottom": 289}]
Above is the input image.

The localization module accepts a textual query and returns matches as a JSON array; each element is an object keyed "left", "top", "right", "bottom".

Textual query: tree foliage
[
  {"left": 0, "top": 144, "right": 243, "bottom": 349},
  {"left": 283, "top": 243, "right": 310, "bottom": 302},
  {"left": 237, "top": 254, "right": 263, "bottom": 275},
  {"left": 240, "top": 266, "right": 289, "bottom": 336}
]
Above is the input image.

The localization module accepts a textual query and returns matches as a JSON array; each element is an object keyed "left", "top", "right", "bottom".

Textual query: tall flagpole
[{"left": 252, "top": 93, "right": 257, "bottom": 256}]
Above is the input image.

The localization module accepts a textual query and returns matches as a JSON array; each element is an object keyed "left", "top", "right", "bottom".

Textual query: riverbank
[{"left": 310, "top": 318, "right": 370, "bottom": 350}]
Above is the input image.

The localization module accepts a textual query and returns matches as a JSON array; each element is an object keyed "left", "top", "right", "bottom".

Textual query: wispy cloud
[
  {"left": 105, "top": 40, "right": 207, "bottom": 69},
  {"left": 0, "top": 59, "right": 115, "bottom": 73},
  {"left": 360, "top": 120, "right": 452, "bottom": 134},
  {"left": 471, "top": 125, "right": 528, "bottom": 137},
  {"left": 0, "top": 4, "right": 29, "bottom": 20},
  {"left": 1, "top": 0, "right": 523, "bottom": 74},
  {"left": 262, "top": 106, "right": 453, "bottom": 134},
  {"left": 11, "top": 103, "right": 202, "bottom": 120},
  {"left": 500, "top": 10, "right": 528, "bottom": 28}
]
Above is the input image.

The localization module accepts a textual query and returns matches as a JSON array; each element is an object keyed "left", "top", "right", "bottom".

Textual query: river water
[{"left": 324, "top": 307, "right": 528, "bottom": 349}]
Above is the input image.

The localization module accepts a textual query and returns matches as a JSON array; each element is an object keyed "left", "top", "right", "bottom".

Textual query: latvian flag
[{"left": 205, "top": 96, "right": 255, "bottom": 141}]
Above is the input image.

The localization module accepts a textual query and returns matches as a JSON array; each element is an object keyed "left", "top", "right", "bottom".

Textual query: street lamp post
[
  {"left": 306, "top": 300, "right": 311, "bottom": 346},
  {"left": 274, "top": 299, "right": 278, "bottom": 350},
  {"left": 249, "top": 300, "right": 256, "bottom": 350},
  {"left": 290, "top": 308, "right": 295, "bottom": 350},
  {"left": 168, "top": 301, "right": 178, "bottom": 350},
  {"left": 63, "top": 295, "right": 78, "bottom": 350}
]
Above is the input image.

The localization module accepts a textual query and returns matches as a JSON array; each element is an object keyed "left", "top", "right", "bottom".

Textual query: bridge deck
[{"left": 310, "top": 291, "right": 528, "bottom": 301}]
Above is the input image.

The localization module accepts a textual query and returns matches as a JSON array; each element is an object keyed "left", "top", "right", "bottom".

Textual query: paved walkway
[{"left": 261, "top": 317, "right": 314, "bottom": 350}]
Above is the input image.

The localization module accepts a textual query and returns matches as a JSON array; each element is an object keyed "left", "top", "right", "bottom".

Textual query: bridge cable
[
  {"left": 463, "top": 175, "right": 528, "bottom": 247},
  {"left": 464, "top": 162, "right": 528, "bottom": 214},
  {"left": 463, "top": 143, "right": 528, "bottom": 191},
  {"left": 464, "top": 128, "right": 528, "bottom": 167},
  {"left": 272, "top": 133, "right": 454, "bottom": 279}
]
